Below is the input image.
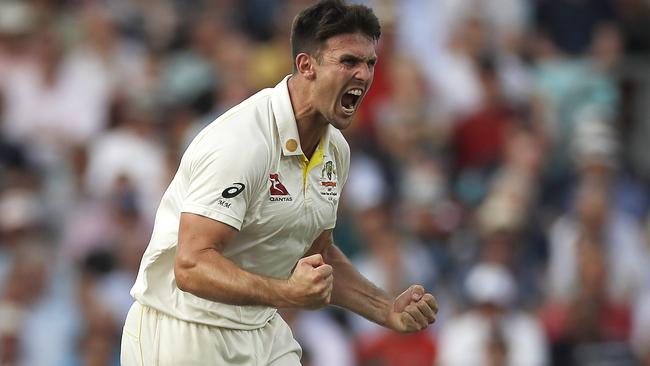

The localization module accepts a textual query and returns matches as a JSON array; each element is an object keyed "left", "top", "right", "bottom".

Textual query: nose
[{"left": 354, "top": 63, "right": 373, "bottom": 82}]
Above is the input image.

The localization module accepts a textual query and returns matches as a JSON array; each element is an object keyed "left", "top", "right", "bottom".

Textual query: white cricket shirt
[{"left": 130, "top": 76, "right": 350, "bottom": 330}]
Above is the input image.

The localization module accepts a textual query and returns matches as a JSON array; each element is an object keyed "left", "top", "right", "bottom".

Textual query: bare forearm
[
  {"left": 175, "top": 213, "right": 333, "bottom": 310},
  {"left": 323, "top": 245, "right": 392, "bottom": 328},
  {"left": 174, "top": 248, "right": 291, "bottom": 308}
]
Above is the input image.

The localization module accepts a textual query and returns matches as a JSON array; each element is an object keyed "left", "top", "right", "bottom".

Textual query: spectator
[
  {"left": 541, "top": 234, "right": 636, "bottom": 365},
  {"left": 547, "top": 178, "right": 648, "bottom": 304},
  {"left": 0, "top": 1, "right": 647, "bottom": 364},
  {"left": 437, "top": 262, "right": 548, "bottom": 366}
]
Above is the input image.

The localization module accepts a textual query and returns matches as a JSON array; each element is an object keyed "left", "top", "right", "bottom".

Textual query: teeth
[{"left": 346, "top": 89, "right": 363, "bottom": 96}]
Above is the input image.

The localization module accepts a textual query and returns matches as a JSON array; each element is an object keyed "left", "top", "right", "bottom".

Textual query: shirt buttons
[{"left": 286, "top": 139, "right": 298, "bottom": 152}]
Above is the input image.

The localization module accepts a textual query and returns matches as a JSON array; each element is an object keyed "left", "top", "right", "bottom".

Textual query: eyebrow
[{"left": 340, "top": 54, "right": 378, "bottom": 64}]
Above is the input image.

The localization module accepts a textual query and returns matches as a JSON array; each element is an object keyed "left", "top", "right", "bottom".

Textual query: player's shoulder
[
  {"left": 190, "top": 89, "right": 274, "bottom": 149},
  {"left": 181, "top": 91, "right": 275, "bottom": 169},
  {"left": 207, "top": 89, "right": 274, "bottom": 134},
  {"left": 224, "top": 88, "right": 274, "bottom": 120},
  {"left": 327, "top": 128, "right": 350, "bottom": 161}
]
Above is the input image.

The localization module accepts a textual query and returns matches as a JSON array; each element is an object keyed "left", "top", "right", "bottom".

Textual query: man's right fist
[{"left": 285, "top": 254, "right": 333, "bottom": 309}]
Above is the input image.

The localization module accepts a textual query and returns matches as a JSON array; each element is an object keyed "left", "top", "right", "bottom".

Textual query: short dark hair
[{"left": 290, "top": 0, "right": 381, "bottom": 71}]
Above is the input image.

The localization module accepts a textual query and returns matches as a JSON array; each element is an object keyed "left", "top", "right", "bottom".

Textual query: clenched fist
[
  {"left": 386, "top": 285, "right": 438, "bottom": 333},
  {"left": 284, "top": 254, "right": 333, "bottom": 309}
]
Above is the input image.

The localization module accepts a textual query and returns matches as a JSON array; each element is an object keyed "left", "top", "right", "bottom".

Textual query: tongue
[{"left": 341, "top": 93, "right": 355, "bottom": 109}]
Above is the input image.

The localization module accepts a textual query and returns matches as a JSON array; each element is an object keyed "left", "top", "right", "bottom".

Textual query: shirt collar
[{"left": 271, "top": 75, "right": 333, "bottom": 158}]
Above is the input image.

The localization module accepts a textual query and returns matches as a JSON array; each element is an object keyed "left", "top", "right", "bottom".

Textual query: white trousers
[{"left": 120, "top": 302, "right": 302, "bottom": 365}]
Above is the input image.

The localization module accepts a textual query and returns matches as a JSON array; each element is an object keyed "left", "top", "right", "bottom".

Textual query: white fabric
[
  {"left": 438, "top": 311, "right": 548, "bottom": 366},
  {"left": 85, "top": 128, "right": 167, "bottom": 220},
  {"left": 632, "top": 290, "right": 650, "bottom": 357},
  {"left": 548, "top": 212, "right": 649, "bottom": 303},
  {"left": 121, "top": 302, "right": 301, "bottom": 366},
  {"left": 130, "top": 76, "right": 350, "bottom": 329},
  {"left": 291, "top": 310, "right": 355, "bottom": 366},
  {"left": 1, "top": 57, "right": 110, "bottom": 164},
  {"left": 465, "top": 263, "right": 516, "bottom": 307},
  {"left": 345, "top": 153, "right": 387, "bottom": 211}
]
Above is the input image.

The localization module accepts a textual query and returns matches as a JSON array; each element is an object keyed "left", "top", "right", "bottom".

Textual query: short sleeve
[{"left": 181, "top": 134, "right": 267, "bottom": 230}]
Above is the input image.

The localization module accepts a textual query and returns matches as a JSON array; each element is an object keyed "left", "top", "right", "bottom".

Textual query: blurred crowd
[{"left": 0, "top": 0, "right": 649, "bottom": 365}]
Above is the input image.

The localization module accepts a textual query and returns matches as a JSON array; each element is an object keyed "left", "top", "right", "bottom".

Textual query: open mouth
[{"left": 340, "top": 88, "right": 363, "bottom": 114}]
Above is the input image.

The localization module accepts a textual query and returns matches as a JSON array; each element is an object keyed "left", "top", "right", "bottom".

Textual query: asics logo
[{"left": 222, "top": 183, "right": 245, "bottom": 198}]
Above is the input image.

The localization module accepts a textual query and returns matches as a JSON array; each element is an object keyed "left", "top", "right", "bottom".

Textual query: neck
[{"left": 287, "top": 75, "right": 328, "bottom": 159}]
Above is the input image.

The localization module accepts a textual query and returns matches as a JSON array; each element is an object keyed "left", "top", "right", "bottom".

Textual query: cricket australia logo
[
  {"left": 322, "top": 161, "right": 336, "bottom": 181},
  {"left": 319, "top": 161, "right": 338, "bottom": 199}
]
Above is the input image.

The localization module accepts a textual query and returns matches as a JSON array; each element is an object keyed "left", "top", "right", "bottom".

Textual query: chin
[
  {"left": 329, "top": 118, "right": 353, "bottom": 130},
  {"left": 327, "top": 111, "right": 355, "bottom": 130}
]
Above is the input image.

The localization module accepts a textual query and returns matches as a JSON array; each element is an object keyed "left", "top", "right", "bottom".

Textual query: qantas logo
[
  {"left": 269, "top": 173, "right": 292, "bottom": 201},
  {"left": 269, "top": 174, "right": 289, "bottom": 195}
]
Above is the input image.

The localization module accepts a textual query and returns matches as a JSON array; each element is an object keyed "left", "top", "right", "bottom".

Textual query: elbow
[{"left": 174, "top": 253, "right": 197, "bottom": 293}]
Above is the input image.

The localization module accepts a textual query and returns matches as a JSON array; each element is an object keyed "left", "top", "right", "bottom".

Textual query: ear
[{"left": 295, "top": 53, "right": 316, "bottom": 80}]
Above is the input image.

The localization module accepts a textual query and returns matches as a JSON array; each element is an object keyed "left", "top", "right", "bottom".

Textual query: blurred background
[{"left": 0, "top": 0, "right": 649, "bottom": 365}]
